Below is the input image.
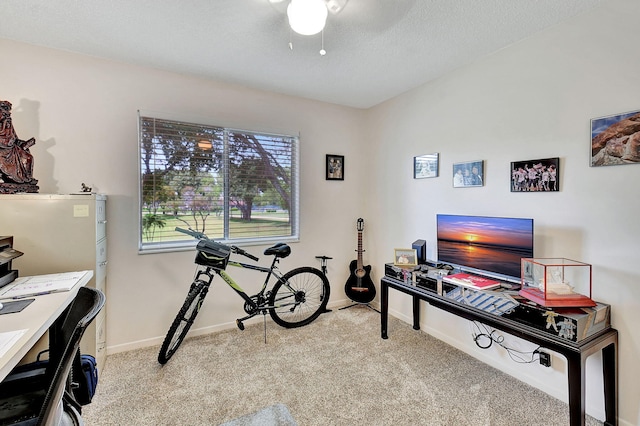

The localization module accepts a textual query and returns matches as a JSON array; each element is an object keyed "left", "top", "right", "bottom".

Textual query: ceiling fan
[{"left": 268, "top": 0, "right": 349, "bottom": 42}]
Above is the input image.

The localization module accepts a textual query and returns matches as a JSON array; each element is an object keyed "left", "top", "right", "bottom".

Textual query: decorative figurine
[
  {"left": 0, "top": 100, "right": 39, "bottom": 193},
  {"left": 81, "top": 183, "right": 92, "bottom": 193}
]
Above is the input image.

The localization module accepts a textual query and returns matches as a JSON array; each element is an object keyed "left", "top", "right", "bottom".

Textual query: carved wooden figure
[{"left": 0, "top": 100, "right": 38, "bottom": 193}]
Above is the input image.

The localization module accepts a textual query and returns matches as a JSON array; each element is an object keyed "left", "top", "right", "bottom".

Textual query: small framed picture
[
  {"left": 591, "top": 109, "right": 640, "bottom": 167},
  {"left": 326, "top": 154, "right": 344, "bottom": 180},
  {"left": 510, "top": 157, "right": 559, "bottom": 192},
  {"left": 414, "top": 153, "right": 439, "bottom": 179},
  {"left": 453, "top": 160, "right": 484, "bottom": 188},
  {"left": 394, "top": 248, "right": 417, "bottom": 268}
]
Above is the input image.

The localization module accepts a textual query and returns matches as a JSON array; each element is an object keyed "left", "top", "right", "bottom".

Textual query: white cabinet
[{"left": 0, "top": 194, "right": 107, "bottom": 371}]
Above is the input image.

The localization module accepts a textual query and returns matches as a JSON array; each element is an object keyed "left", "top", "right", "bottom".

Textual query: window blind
[{"left": 139, "top": 114, "right": 299, "bottom": 252}]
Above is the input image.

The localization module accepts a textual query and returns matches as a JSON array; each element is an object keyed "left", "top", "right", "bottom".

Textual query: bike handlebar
[
  {"left": 233, "top": 247, "right": 260, "bottom": 262},
  {"left": 175, "top": 227, "right": 260, "bottom": 262},
  {"left": 175, "top": 227, "right": 206, "bottom": 239}
]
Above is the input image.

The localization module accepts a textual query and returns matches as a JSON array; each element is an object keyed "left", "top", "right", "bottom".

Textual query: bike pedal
[{"left": 236, "top": 319, "right": 245, "bottom": 331}]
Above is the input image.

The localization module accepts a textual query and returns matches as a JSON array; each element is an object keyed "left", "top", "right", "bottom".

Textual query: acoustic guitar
[{"left": 344, "top": 218, "right": 376, "bottom": 303}]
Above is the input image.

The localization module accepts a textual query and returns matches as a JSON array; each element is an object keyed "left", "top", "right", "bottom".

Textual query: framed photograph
[
  {"left": 591, "top": 109, "right": 640, "bottom": 167},
  {"left": 510, "top": 157, "right": 559, "bottom": 192},
  {"left": 414, "top": 153, "right": 439, "bottom": 179},
  {"left": 326, "top": 154, "right": 344, "bottom": 180},
  {"left": 394, "top": 248, "right": 417, "bottom": 268},
  {"left": 453, "top": 160, "right": 484, "bottom": 188}
]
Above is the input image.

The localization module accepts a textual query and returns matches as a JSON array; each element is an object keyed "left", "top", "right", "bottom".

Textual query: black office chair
[{"left": 0, "top": 287, "right": 105, "bottom": 426}]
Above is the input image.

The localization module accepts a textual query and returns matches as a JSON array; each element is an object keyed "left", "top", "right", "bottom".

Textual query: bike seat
[{"left": 264, "top": 243, "right": 291, "bottom": 258}]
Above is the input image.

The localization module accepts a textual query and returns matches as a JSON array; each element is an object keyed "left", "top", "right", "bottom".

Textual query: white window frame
[{"left": 138, "top": 112, "right": 299, "bottom": 253}]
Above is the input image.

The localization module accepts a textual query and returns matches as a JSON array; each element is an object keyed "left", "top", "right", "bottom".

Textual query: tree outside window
[{"left": 138, "top": 115, "right": 298, "bottom": 252}]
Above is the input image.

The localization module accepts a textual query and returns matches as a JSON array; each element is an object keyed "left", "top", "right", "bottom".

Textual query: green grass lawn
[{"left": 143, "top": 211, "right": 291, "bottom": 243}]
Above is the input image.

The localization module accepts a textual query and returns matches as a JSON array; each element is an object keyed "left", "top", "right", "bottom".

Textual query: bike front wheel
[
  {"left": 268, "top": 266, "right": 330, "bottom": 328},
  {"left": 158, "top": 280, "right": 209, "bottom": 364}
]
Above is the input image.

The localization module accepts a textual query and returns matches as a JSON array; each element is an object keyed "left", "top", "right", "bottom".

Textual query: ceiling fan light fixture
[{"left": 287, "top": 0, "right": 328, "bottom": 36}]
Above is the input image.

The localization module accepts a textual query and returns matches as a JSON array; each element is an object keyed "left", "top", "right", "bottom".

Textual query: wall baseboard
[
  {"left": 106, "top": 320, "right": 238, "bottom": 355},
  {"left": 106, "top": 298, "right": 370, "bottom": 355}
]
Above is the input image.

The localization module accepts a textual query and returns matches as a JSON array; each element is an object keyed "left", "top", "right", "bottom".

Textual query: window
[{"left": 138, "top": 114, "right": 299, "bottom": 252}]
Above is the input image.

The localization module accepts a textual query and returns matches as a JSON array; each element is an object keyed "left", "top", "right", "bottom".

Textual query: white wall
[
  {"left": 0, "top": 38, "right": 367, "bottom": 348},
  {"left": 2, "top": 0, "right": 639, "bottom": 423},
  {"left": 365, "top": 0, "right": 639, "bottom": 424}
]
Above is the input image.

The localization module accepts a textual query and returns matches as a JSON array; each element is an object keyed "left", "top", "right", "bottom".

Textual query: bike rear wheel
[
  {"left": 158, "top": 280, "right": 209, "bottom": 364},
  {"left": 268, "top": 267, "right": 330, "bottom": 328}
]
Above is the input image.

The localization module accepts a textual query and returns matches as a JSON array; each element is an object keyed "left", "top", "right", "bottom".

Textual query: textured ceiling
[{"left": 0, "top": 0, "right": 604, "bottom": 109}]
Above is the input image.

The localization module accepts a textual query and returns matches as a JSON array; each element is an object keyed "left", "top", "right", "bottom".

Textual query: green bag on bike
[{"left": 195, "top": 240, "right": 231, "bottom": 270}]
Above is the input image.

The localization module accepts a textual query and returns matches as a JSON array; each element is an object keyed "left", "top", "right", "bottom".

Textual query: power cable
[{"left": 470, "top": 321, "right": 541, "bottom": 364}]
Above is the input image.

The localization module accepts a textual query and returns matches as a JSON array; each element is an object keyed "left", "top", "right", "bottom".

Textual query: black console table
[{"left": 380, "top": 276, "right": 618, "bottom": 426}]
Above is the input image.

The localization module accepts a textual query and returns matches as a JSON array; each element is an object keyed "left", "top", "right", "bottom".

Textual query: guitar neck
[{"left": 356, "top": 230, "right": 363, "bottom": 269}]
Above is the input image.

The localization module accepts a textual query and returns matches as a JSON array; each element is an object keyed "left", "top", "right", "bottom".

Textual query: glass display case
[{"left": 519, "top": 258, "right": 596, "bottom": 307}]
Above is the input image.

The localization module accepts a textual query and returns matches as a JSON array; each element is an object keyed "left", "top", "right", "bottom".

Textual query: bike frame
[{"left": 193, "top": 254, "right": 289, "bottom": 311}]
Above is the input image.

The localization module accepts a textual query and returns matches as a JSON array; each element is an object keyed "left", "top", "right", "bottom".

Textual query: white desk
[{"left": 0, "top": 270, "right": 93, "bottom": 381}]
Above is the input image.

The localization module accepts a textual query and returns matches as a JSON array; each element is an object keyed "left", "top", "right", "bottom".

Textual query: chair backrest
[{"left": 36, "top": 286, "right": 105, "bottom": 426}]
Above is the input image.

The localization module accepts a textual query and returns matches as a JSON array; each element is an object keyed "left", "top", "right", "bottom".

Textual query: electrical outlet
[{"left": 539, "top": 351, "right": 551, "bottom": 367}]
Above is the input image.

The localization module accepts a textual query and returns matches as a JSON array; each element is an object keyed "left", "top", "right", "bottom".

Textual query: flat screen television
[{"left": 436, "top": 214, "right": 534, "bottom": 281}]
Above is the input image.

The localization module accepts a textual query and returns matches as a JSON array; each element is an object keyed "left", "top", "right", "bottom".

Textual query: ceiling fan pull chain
[
  {"left": 289, "top": 27, "right": 294, "bottom": 51},
  {"left": 320, "top": 29, "right": 326, "bottom": 56}
]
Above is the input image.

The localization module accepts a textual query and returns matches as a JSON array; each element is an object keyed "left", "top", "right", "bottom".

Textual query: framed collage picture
[{"left": 510, "top": 157, "right": 559, "bottom": 192}]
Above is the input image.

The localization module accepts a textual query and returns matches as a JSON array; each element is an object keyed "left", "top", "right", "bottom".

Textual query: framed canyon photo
[
  {"left": 590, "top": 109, "right": 640, "bottom": 167},
  {"left": 510, "top": 157, "right": 559, "bottom": 192}
]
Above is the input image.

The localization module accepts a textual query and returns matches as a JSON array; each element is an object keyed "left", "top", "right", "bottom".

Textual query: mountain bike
[{"left": 158, "top": 227, "right": 331, "bottom": 364}]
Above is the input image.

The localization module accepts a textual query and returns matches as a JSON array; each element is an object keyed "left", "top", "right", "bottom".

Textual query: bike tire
[
  {"left": 158, "top": 280, "right": 209, "bottom": 364},
  {"left": 268, "top": 266, "right": 330, "bottom": 328}
]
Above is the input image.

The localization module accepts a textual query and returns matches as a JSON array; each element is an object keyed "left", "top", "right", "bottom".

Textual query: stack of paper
[
  {"left": 0, "top": 271, "right": 86, "bottom": 299},
  {"left": 0, "top": 329, "right": 26, "bottom": 358}
]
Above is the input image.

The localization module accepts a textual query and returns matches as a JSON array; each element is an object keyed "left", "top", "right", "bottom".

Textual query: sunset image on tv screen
[{"left": 437, "top": 215, "right": 534, "bottom": 278}]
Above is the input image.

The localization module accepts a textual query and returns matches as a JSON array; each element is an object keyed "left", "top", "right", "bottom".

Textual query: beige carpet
[{"left": 82, "top": 306, "right": 603, "bottom": 425}]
